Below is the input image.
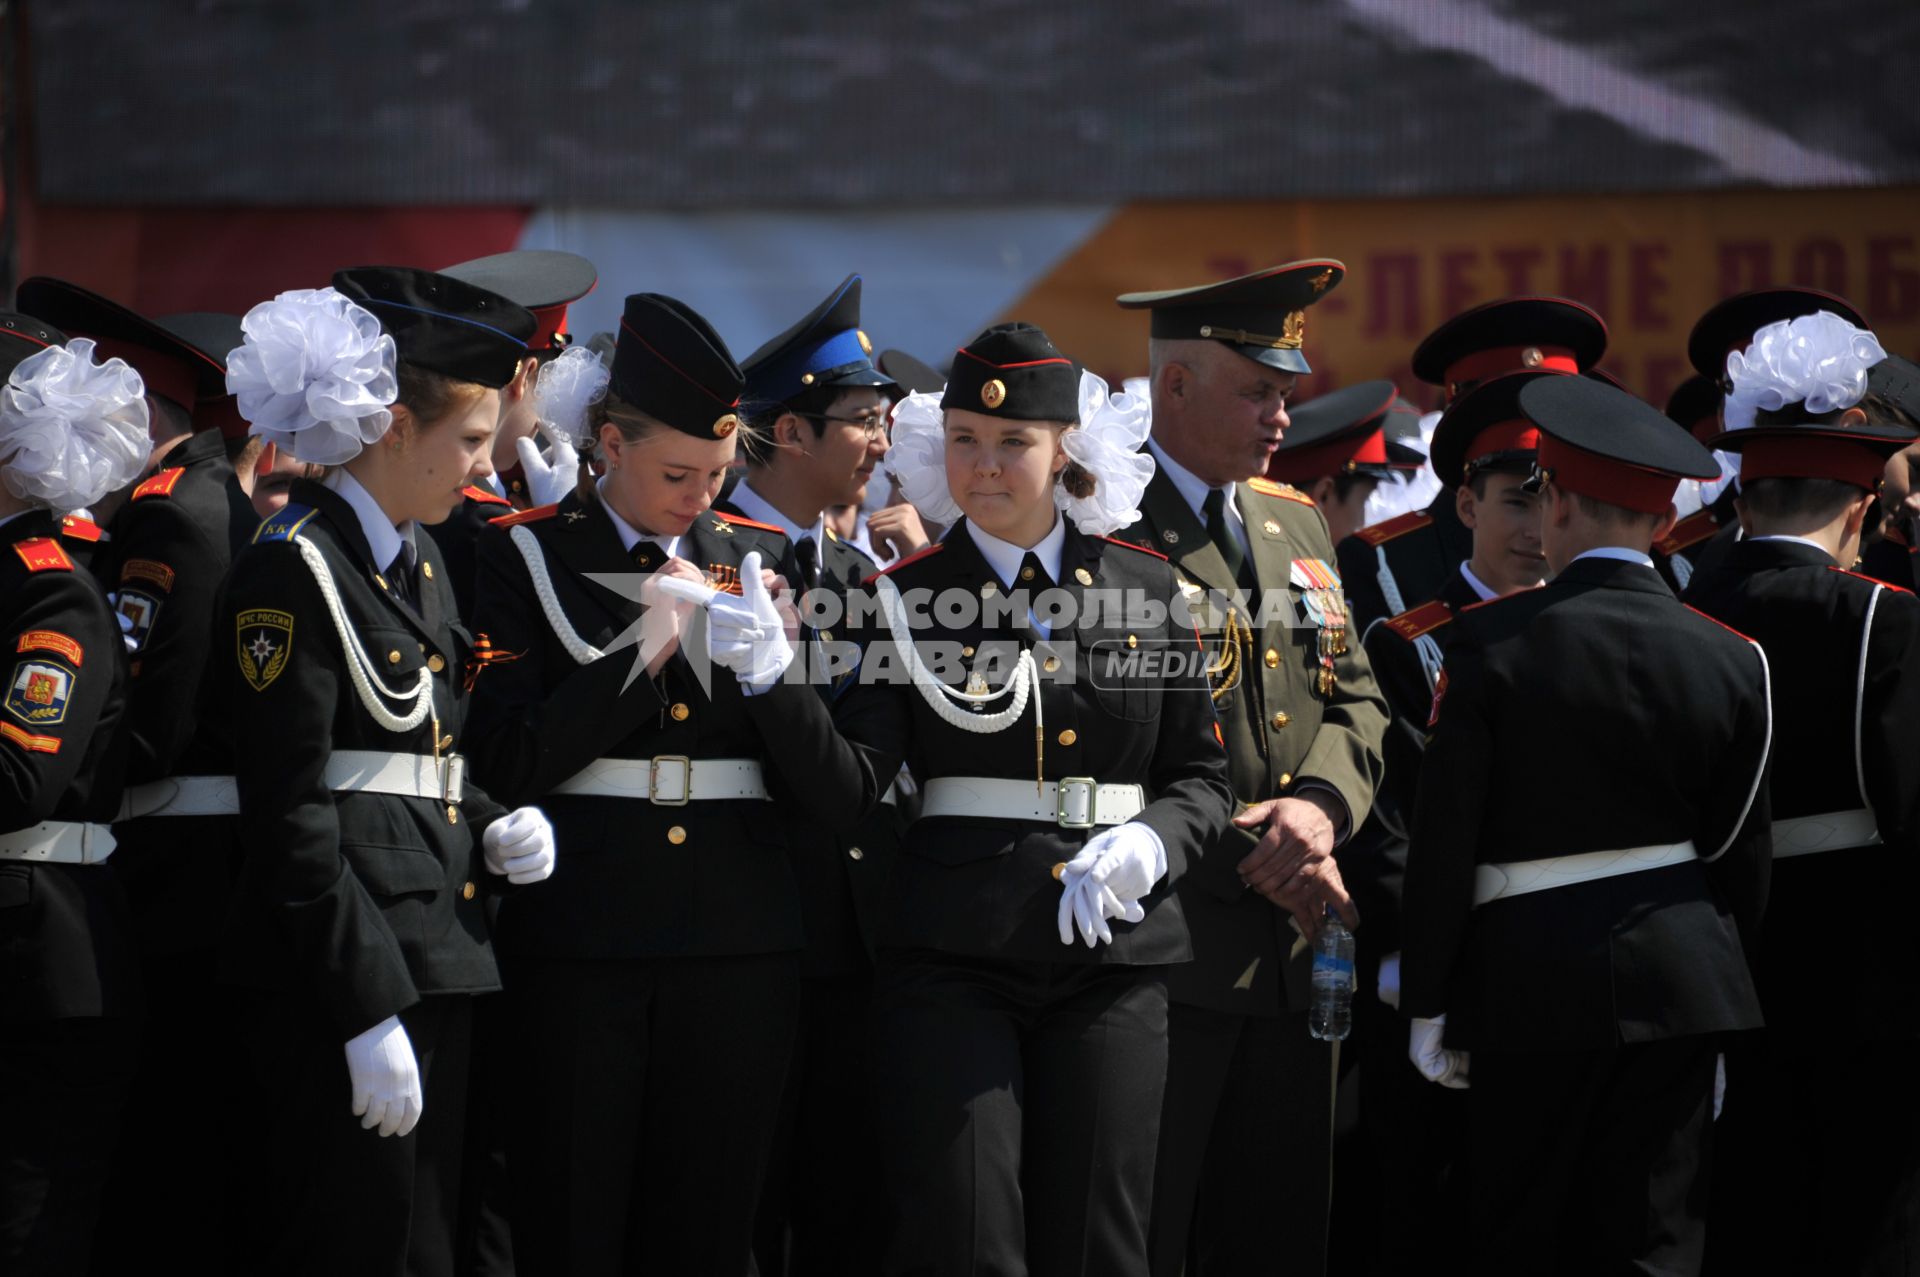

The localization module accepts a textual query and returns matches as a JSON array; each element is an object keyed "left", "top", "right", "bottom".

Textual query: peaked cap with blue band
[
  {"left": 741, "top": 274, "right": 897, "bottom": 406},
  {"left": 332, "top": 265, "right": 536, "bottom": 390}
]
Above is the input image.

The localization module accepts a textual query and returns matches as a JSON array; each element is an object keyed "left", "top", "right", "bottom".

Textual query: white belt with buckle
[
  {"left": 549, "top": 756, "right": 768, "bottom": 804},
  {"left": 0, "top": 820, "right": 117, "bottom": 864},
  {"left": 119, "top": 750, "right": 465, "bottom": 819},
  {"left": 1472, "top": 839, "right": 1699, "bottom": 907},
  {"left": 920, "top": 777, "right": 1146, "bottom": 829},
  {"left": 1772, "top": 808, "right": 1882, "bottom": 858}
]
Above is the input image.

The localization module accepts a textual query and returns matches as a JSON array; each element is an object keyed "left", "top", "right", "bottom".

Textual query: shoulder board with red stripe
[
  {"left": 13, "top": 537, "right": 74, "bottom": 572},
  {"left": 1247, "top": 476, "right": 1316, "bottom": 507},
  {"left": 1384, "top": 599, "right": 1454, "bottom": 640},
  {"left": 1102, "top": 536, "right": 1169, "bottom": 561},
  {"left": 713, "top": 511, "right": 786, "bottom": 536},
  {"left": 488, "top": 503, "right": 559, "bottom": 527},
  {"left": 131, "top": 467, "right": 186, "bottom": 501},
  {"left": 1655, "top": 509, "right": 1720, "bottom": 556},
  {"left": 1354, "top": 510, "right": 1433, "bottom": 547},
  {"left": 865, "top": 542, "right": 946, "bottom": 584},
  {"left": 1683, "top": 603, "right": 1759, "bottom": 643},
  {"left": 1830, "top": 565, "right": 1915, "bottom": 595},
  {"left": 463, "top": 484, "right": 512, "bottom": 508},
  {"left": 1458, "top": 584, "right": 1542, "bottom": 614},
  {"left": 60, "top": 515, "right": 103, "bottom": 543}
]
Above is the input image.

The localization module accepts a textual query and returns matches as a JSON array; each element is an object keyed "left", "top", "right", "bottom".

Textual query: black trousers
[
  {"left": 455, "top": 990, "right": 516, "bottom": 1277},
  {"left": 754, "top": 970, "right": 883, "bottom": 1277},
  {"left": 1148, "top": 1002, "right": 1336, "bottom": 1277},
  {"left": 504, "top": 951, "right": 800, "bottom": 1277},
  {"left": 1471, "top": 1038, "right": 1717, "bottom": 1276},
  {"left": 243, "top": 992, "right": 474, "bottom": 1277},
  {"left": 1707, "top": 1035, "right": 1920, "bottom": 1276},
  {"left": 0, "top": 1017, "right": 137, "bottom": 1277},
  {"left": 870, "top": 951, "right": 1169, "bottom": 1277}
]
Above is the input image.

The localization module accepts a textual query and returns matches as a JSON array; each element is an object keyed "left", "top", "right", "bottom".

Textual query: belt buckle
[
  {"left": 651, "top": 755, "right": 692, "bottom": 806},
  {"left": 1056, "top": 776, "right": 1097, "bottom": 829}
]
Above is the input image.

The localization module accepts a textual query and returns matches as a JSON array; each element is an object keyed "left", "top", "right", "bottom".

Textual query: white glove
[
  {"left": 1377, "top": 951, "right": 1402, "bottom": 1010},
  {"left": 1409, "top": 1015, "right": 1469, "bottom": 1090},
  {"left": 344, "top": 1014, "right": 423, "bottom": 1137},
  {"left": 704, "top": 550, "right": 794, "bottom": 691},
  {"left": 482, "top": 806, "right": 556, "bottom": 884},
  {"left": 516, "top": 425, "right": 580, "bottom": 509},
  {"left": 1055, "top": 823, "right": 1168, "bottom": 948}
]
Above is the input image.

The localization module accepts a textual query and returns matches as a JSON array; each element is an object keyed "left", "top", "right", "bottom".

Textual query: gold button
[
  {"left": 1280, "top": 772, "right": 1293, "bottom": 787},
  {"left": 1265, "top": 649, "right": 1280, "bottom": 668},
  {"left": 820, "top": 629, "right": 833, "bottom": 643},
  {"left": 980, "top": 580, "right": 997, "bottom": 597},
  {"left": 387, "top": 649, "right": 402, "bottom": 665},
  {"left": 667, "top": 826, "right": 687, "bottom": 845},
  {"left": 428, "top": 655, "right": 445, "bottom": 673},
  {"left": 1126, "top": 634, "right": 1138, "bottom": 649},
  {"left": 1043, "top": 656, "right": 1061, "bottom": 673},
  {"left": 1020, "top": 565, "right": 1036, "bottom": 582},
  {"left": 422, "top": 562, "right": 434, "bottom": 580},
  {"left": 1052, "top": 861, "right": 1068, "bottom": 880},
  {"left": 962, "top": 645, "right": 976, "bottom": 658},
  {"left": 1075, "top": 567, "right": 1093, "bottom": 586},
  {"left": 1271, "top": 712, "right": 1290, "bottom": 730},
  {"left": 461, "top": 881, "right": 476, "bottom": 901},
  {"left": 670, "top": 702, "right": 690, "bottom": 721},
  {"left": 848, "top": 846, "right": 865, "bottom": 861},
  {"left": 1058, "top": 729, "right": 1077, "bottom": 746}
]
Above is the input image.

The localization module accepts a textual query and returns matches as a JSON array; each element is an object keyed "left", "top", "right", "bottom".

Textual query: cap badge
[
  {"left": 1263, "top": 519, "right": 1282, "bottom": 535},
  {"left": 1309, "top": 269, "right": 1335, "bottom": 294},
  {"left": 1162, "top": 529, "right": 1180, "bottom": 545},
  {"left": 857, "top": 329, "right": 873, "bottom": 355},
  {"left": 1282, "top": 311, "right": 1307, "bottom": 349},
  {"left": 800, "top": 372, "right": 816, "bottom": 385},
  {"left": 1521, "top": 346, "right": 1545, "bottom": 368},
  {"left": 713, "top": 414, "right": 740, "bottom": 438},
  {"left": 981, "top": 379, "right": 1007, "bottom": 410}
]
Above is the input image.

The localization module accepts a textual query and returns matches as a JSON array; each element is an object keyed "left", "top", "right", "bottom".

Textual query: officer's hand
[
  {"left": 515, "top": 424, "right": 580, "bottom": 509},
  {"left": 866, "top": 503, "right": 930, "bottom": 562},
  {"left": 483, "top": 805, "right": 556, "bottom": 884},
  {"left": 1269, "top": 854, "right": 1359, "bottom": 939},
  {"left": 1409, "top": 1016, "right": 1469, "bottom": 1090},
  {"left": 1232, "top": 793, "right": 1338, "bottom": 895},
  {"left": 344, "top": 1015, "right": 424, "bottom": 1137}
]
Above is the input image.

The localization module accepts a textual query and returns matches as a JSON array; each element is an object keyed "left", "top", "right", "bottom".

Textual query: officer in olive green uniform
[{"left": 1113, "top": 262, "right": 1388, "bottom": 1277}]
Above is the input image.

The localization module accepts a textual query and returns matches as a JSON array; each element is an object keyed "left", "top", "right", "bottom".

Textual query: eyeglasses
[{"left": 794, "top": 411, "right": 891, "bottom": 442}]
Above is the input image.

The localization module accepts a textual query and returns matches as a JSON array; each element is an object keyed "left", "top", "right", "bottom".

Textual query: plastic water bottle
[{"left": 1309, "top": 910, "right": 1355, "bottom": 1041}]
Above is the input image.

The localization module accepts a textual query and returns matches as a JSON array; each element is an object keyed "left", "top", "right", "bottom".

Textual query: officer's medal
[{"left": 1290, "top": 559, "right": 1347, "bottom": 698}]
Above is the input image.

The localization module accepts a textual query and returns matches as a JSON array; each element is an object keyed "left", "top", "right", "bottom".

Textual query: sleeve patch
[
  {"left": 12, "top": 538, "right": 74, "bottom": 572},
  {"left": 0, "top": 721, "right": 59, "bottom": 754},
  {"left": 117, "top": 590, "right": 163, "bottom": 652},
  {"left": 120, "top": 558, "right": 177, "bottom": 591},
  {"left": 17, "top": 631, "right": 83, "bottom": 665},
  {"left": 6, "top": 659, "right": 75, "bottom": 727},
  {"left": 236, "top": 609, "right": 295, "bottom": 692},
  {"left": 132, "top": 468, "right": 186, "bottom": 501}
]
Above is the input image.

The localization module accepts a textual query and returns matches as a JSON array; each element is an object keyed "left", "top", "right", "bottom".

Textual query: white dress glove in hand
[
  {"left": 1377, "top": 951, "right": 1402, "bottom": 1010},
  {"left": 704, "top": 550, "right": 794, "bottom": 691},
  {"left": 1055, "top": 823, "right": 1169, "bottom": 948},
  {"left": 1409, "top": 1015, "right": 1469, "bottom": 1089},
  {"left": 344, "top": 1014, "right": 423, "bottom": 1137},
  {"left": 482, "top": 806, "right": 557, "bottom": 884},
  {"left": 515, "top": 425, "right": 580, "bottom": 509}
]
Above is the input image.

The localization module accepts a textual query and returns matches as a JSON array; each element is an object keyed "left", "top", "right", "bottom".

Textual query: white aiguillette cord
[{"left": 291, "top": 537, "right": 434, "bottom": 732}]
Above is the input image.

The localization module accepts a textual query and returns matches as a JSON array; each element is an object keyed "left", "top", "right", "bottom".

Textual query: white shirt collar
[
  {"left": 731, "top": 480, "right": 826, "bottom": 552},
  {"left": 1458, "top": 560, "right": 1500, "bottom": 602},
  {"left": 1749, "top": 533, "right": 1836, "bottom": 559},
  {"left": 966, "top": 514, "right": 1067, "bottom": 589},
  {"left": 325, "top": 469, "right": 416, "bottom": 574},
  {"left": 1147, "top": 437, "right": 1240, "bottom": 526},
  {"left": 595, "top": 476, "right": 680, "bottom": 559},
  {"left": 1571, "top": 546, "right": 1656, "bottom": 570}
]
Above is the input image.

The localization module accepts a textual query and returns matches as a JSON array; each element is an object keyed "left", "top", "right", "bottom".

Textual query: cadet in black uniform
[
  {"left": 1861, "top": 354, "right": 1920, "bottom": 590},
  {"left": 1401, "top": 374, "right": 1774, "bottom": 1274},
  {"left": 1680, "top": 309, "right": 1920, "bottom": 1275},
  {"left": 1108, "top": 263, "right": 1387, "bottom": 1277},
  {"left": 1337, "top": 297, "right": 1608, "bottom": 631},
  {"left": 823, "top": 322, "right": 1233, "bottom": 1277},
  {"left": 12, "top": 277, "right": 260, "bottom": 1272},
  {"left": 0, "top": 315, "right": 150, "bottom": 1275},
  {"left": 1265, "top": 378, "right": 1414, "bottom": 547},
  {"left": 465, "top": 293, "right": 851, "bottom": 1276},
  {"left": 725, "top": 274, "right": 904, "bottom": 1277},
  {"left": 214, "top": 270, "right": 555, "bottom": 1277}
]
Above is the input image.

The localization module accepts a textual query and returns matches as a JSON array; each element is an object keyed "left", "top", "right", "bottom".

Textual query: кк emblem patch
[
  {"left": 6, "top": 659, "right": 73, "bottom": 726},
  {"left": 237, "top": 609, "right": 294, "bottom": 692}
]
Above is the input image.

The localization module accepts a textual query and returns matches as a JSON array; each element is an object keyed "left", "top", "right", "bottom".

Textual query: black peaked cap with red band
[
  {"left": 0, "top": 311, "right": 64, "bottom": 382},
  {"left": 155, "top": 312, "right": 248, "bottom": 439},
  {"left": 1268, "top": 379, "right": 1398, "bottom": 482},
  {"left": 16, "top": 276, "right": 228, "bottom": 414},
  {"left": 1707, "top": 420, "right": 1913, "bottom": 491},
  {"left": 441, "top": 249, "right": 597, "bottom": 354},
  {"left": 1869, "top": 354, "right": 1920, "bottom": 427},
  {"left": 1116, "top": 259, "right": 1344, "bottom": 376},
  {"left": 1687, "top": 288, "right": 1866, "bottom": 381},
  {"left": 334, "top": 266, "right": 536, "bottom": 390},
  {"left": 941, "top": 322, "right": 1080, "bottom": 422},
  {"left": 1519, "top": 374, "right": 1718, "bottom": 515},
  {"left": 1411, "top": 296, "right": 1608, "bottom": 399},
  {"left": 612, "top": 293, "right": 747, "bottom": 439},
  {"left": 1429, "top": 371, "right": 1561, "bottom": 489}
]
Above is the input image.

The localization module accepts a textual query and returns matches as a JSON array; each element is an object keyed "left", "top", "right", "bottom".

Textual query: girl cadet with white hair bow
[
  {"left": 809, "top": 322, "right": 1232, "bottom": 1276},
  {"left": 0, "top": 317, "right": 150, "bottom": 1272},
  {"left": 214, "top": 270, "right": 558, "bottom": 1277}
]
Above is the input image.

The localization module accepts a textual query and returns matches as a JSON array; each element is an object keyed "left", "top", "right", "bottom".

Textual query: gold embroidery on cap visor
[
  {"left": 1198, "top": 311, "right": 1307, "bottom": 351},
  {"left": 713, "top": 414, "right": 740, "bottom": 438},
  {"left": 981, "top": 379, "right": 1007, "bottom": 409}
]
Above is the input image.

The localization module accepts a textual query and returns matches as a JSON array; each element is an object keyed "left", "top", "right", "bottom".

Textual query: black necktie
[
  {"left": 387, "top": 547, "right": 417, "bottom": 610},
  {"left": 1203, "top": 488, "right": 1248, "bottom": 586},
  {"left": 795, "top": 536, "right": 820, "bottom": 590}
]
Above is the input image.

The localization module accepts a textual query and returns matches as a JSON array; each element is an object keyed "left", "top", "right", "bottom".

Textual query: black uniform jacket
[
  {"left": 1112, "top": 471, "right": 1387, "bottom": 1014},
  {"left": 714, "top": 499, "right": 902, "bottom": 978},
  {"left": 1401, "top": 555, "right": 1773, "bottom": 1053},
  {"left": 1686, "top": 539, "right": 1920, "bottom": 1039},
  {"left": 435, "top": 481, "right": 515, "bottom": 623},
  {"left": 826, "top": 518, "right": 1234, "bottom": 967},
  {"left": 1, "top": 510, "right": 139, "bottom": 1022},
  {"left": 1336, "top": 496, "right": 1474, "bottom": 634},
  {"left": 99, "top": 428, "right": 246, "bottom": 952},
  {"left": 213, "top": 480, "right": 509, "bottom": 1038},
  {"left": 1652, "top": 491, "right": 1737, "bottom": 594},
  {"left": 1860, "top": 519, "right": 1916, "bottom": 591},
  {"left": 1346, "top": 568, "right": 1484, "bottom": 957},
  {"left": 465, "top": 487, "right": 854, "bottom": 962}
]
